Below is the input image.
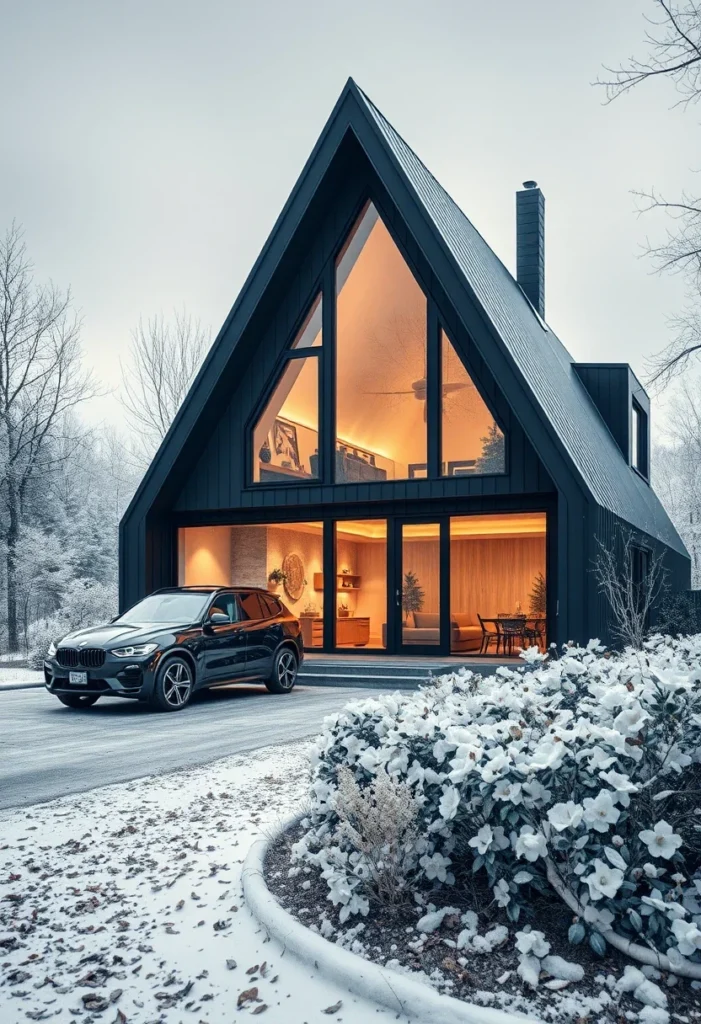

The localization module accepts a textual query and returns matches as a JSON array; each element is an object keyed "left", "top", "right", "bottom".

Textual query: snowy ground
[
  {"left": 0, "top": 742, "right": 404, "bottom": 1024},
  {"left": 0, "top": 667, "right": 43, "bottom": 688}
]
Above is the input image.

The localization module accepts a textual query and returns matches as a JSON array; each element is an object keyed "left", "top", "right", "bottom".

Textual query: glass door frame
[{"left": 389, "top": 517, "right": 451, "bottom": 656}]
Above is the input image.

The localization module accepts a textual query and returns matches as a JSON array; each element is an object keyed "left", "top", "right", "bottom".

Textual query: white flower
[
  {"left": 493, "top": 779, "right": 522, "bottom": 804},
  {"left": 582, "top": 747, "right": 617, "bottom": 771},
  {"left": 583, "top": 858, "right": 624, "bottom": 901},
  {"left": 613, "top": 701, "right": 649, "bottom": 736},
  {"left": 639, "top": 821, "right": 683, "bottom": 860},
  {"left": 493, "top": 879, "right": 511, "bottom": 907},
  {"left": 514, "top": 826, "right": 548, "bottom": 863},
  {"left": 521, "top": 780, "right": 552, "bottom": 806},
  {"left": 599, "top": 769, "right": 639, "bottom": 807},
  {"left": 643, "top": 862, "right": 660, "bottom": 878},
  {"left": 582, "top": 790, "right": 621, "bottom": 833},
  {"left": 671, "top": 919, "right": 701, "bottom": 956},
  {"left": 420, "top": 851, "right": 452, "bottom": 882},
  {"left": 515, "top": 929, "right": 551, "bottom": 958},
  {"left": 547, "top": 801, "right": 584, "bottom": 832},
  {"left": 469, "top": 825, "right": 493, "bottom": 856},
  {"left": 438, "top": 785, "right": 461, "bottom": 821},
  {"left": 491, "top": 826, "right": 510, "bottom": 851}
]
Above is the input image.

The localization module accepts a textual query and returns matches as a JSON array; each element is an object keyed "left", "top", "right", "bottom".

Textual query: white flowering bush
[{"left": 292, "top": 635, "right": 701, "bottom": 974}]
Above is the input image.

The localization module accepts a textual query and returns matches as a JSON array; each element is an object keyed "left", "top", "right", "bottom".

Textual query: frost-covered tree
[{"left": 0, "top": 223, "right": 96, "bottom": 650}]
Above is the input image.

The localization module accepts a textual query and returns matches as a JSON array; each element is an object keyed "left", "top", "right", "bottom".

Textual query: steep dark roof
[
  {"left": 122, "top": 78, "right": 686, "bottom": 559},
  {"left": 354, "top": 84, "right": 685, "bottom": 556}
]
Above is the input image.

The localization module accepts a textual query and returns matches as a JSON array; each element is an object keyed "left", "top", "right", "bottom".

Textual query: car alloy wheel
[
  {"left": 163, "top": 660, "right": 192, "bottom": 707},
  {"left": 277, "top": 649, "right": 297, "bottom": 691}
]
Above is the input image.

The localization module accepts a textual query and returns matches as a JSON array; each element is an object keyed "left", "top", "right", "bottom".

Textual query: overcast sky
[{"left": 1, "top": 0, "right": 695, "bottom": 431}]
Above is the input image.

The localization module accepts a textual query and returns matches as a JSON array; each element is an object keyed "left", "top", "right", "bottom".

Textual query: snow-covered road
[
  {"left": 0, "top": 741, "right": 405, "bottom": 1024},
  {"left": 0, "top": 684, "right": 372, "bottom": 810}
]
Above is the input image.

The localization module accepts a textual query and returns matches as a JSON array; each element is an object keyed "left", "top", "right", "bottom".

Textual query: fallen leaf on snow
[
  {"left": 322, "top": 1001, "right": 343, "bottom": 1014},
  {"left": 237, "top": 986, "right": 258, "bottom": 1007}
]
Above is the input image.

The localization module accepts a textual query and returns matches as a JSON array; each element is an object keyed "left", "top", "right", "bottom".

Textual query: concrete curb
[
  {"left": 0, "top": 682, "right": 44, "bottom": 692},
  {"left": 242, "top": 812, "right": 538, "bottom": 1024}
]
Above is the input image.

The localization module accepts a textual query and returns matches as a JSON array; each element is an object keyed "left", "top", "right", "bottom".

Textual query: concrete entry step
[{"left": 298, "top": 655, "right": 515, "bottom": 689}]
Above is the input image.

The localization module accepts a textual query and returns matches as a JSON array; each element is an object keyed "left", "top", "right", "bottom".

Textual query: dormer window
[{"left": 631, "top": 399, "right": 648, "bottom": 479}]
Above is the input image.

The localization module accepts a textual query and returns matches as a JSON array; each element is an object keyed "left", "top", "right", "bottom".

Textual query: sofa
[{"left": 381, "top": 612, "right": 483, "bottom": 652}]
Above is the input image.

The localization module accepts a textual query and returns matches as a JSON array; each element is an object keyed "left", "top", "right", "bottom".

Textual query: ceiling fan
[{"left": 366, "top": 377, "right": 472, "bottom": 418}]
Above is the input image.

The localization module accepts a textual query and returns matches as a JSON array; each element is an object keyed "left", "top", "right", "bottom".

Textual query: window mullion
[
  {"left": 427, "top": 302, "right": 441, "bottom": 478},
  {"left": 322, "top": 261, "right": 335, "bottom": 485}
]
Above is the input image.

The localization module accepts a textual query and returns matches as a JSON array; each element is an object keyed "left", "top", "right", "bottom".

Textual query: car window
[
  {"left": 208, "top": 593, "right": 239, "bottom": 622},
  {"left": 259, "top": 594, "right": 282, "bottom": 618},
  {"left": 116, "top": 592, "right": 210, "bottom": 623},
  {"left": 237, "top": 592, "right": 266, "bottom": 621}
]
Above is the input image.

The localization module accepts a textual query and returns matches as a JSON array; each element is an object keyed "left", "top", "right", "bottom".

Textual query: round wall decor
[{"left": 282, "top": 553, "right": 305, "bottom": 601}]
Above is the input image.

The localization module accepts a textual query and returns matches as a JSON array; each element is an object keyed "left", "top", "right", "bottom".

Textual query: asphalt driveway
[{"left": 0, "top": 683, "right": 369, "bottom": 810}]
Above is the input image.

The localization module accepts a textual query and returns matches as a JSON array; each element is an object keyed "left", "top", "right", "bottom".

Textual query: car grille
[{"left": 56, "top": 648, "right": 106, "bottom": 669}]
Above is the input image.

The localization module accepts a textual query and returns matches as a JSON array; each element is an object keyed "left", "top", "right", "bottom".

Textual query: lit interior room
[{"left": 178, "top": 512, "right": 546, "bottom": 655}]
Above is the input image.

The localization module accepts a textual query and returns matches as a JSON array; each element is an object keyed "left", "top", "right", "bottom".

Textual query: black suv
[{"left": 44, "top": 586, "right": 304, "bottom": 712}]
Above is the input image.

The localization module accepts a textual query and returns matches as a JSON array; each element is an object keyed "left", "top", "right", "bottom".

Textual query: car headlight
[
  {"left": 48, "top": 640, "right": 57, "bottom": 657},
  {"left": 110, "top": 643, "right": 159, "bottom": 658}
]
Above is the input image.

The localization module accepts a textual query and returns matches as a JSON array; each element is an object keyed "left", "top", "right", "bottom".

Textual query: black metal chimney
[{"left": 516, "top": 180, "right": 545, "bottom": 319}]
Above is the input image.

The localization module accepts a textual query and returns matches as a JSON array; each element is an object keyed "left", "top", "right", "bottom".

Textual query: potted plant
[
  {"left": 529, "top": 572, "right": 546, "bottom": 615},
  {"left": 301, "top": 601, "right": 318, "bottom": 618},
  {"left": 268, "top": 568, "right": 287, "bottom": 592},
  {"left": 338, "top": 601, "right": 350, "bottom": 618},
  {"left": 401, "top": 571, "right": 424, "bottom": 624}
]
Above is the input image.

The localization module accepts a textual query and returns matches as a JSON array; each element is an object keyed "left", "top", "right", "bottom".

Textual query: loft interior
[{"left": 119, "top": 79, "right": 689, "bottom": 655}]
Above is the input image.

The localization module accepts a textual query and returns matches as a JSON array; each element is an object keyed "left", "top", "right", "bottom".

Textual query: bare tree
[
  {"left": 597, "top": 1, "right": 701, "bottom": 105},
  {"left": 120, "top": 310, "right": 209, "bottom": 457},
  {"left": 592, "top": 529, "right": 668, "bottom": 649},
  {"left": 596, "top": 2, "right": 701, "bottom": 388},
  {"left": 0, "top": 222, "right": 96, "bottom": 650}
]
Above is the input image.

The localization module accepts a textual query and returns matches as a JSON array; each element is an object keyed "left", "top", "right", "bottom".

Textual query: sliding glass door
[{"left": 393, "top": 520, "right": 448, "bottom": 654}]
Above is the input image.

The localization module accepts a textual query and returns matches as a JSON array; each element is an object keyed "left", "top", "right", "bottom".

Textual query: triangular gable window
[
  {"left": 251, "top": 296, "right": 321, "bottom": 483},
  {"left": 441, "top": 329, "right": 505, "bottom": 476},
  {"left": 335, "top": 202, "right": 427, "bottom": 482},
  {"left": 250, "top": 210, "right": 506, "bottom": 487}
]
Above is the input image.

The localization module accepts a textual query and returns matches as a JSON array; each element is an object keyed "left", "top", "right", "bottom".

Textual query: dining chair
[
  {"left": 500, "top": 618, "right": 527, "bottom": 656},
  {"left": 478, "top": 614, "right": 500, "bottom": 655}
]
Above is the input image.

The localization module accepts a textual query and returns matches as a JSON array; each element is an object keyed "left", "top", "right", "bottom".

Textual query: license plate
[{"left": 69, "top": 671, "right": 88, "bottom": 686}]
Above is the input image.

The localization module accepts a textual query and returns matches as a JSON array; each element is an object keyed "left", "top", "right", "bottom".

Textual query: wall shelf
[{"left": 313, "top": 572, "right": 362, "bottom": 592}]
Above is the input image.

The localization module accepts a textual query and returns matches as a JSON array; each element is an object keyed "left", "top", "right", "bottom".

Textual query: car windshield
[{"left": 115, "top": 592, "right": 210, "bottom": 624}]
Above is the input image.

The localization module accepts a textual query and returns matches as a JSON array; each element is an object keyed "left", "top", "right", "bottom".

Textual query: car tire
[
  {"left": 265, "top": 647, "right": 298, "bottom": 694},
  {"left": 56, "top": 694, "right": 100, "bottom": 709},
  {"left": 149, "top": 655, "right": 194, "bottom": 712}
]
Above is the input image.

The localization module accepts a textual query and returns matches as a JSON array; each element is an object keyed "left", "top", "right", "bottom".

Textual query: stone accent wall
[{"left": 230, "top": 526, "right": 268, "bottom": 589}]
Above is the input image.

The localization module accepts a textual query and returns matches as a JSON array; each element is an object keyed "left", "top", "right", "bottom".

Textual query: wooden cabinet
[
  {"left": 336, "top": 617, "right": 370, "bottom": 646},
  {"left": 299, "top": 616, "right": 371, "bottom": 648},
  {"left": 300, "top": 616, "right": 323, "bottom": 648}
]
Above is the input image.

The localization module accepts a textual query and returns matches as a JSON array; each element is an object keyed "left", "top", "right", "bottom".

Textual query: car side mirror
[{"left": 203, "top": 612, "right": 231, "bottom": 634}]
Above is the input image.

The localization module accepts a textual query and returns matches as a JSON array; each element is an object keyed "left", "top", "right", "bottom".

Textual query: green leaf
[
  {"left": 589, "top": 931, "right": 607, "bottom": 957},
  {"left": 628, "top": 909, "right": 643, "bottom": 933},
  {"left": 568, "top": 922, "right": 585, "bottom": 945}
]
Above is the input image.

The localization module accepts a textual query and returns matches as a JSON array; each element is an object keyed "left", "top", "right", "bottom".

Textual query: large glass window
[
  {"left": 252, "top": 357, "right": 319, "bottom": 483},
  {"left": 252, "top": 296, "right": 321, "bottom": 485},
  {"left": 449, "top": 513, "right": 546, "bottom": 655},
  {"left": 441, "top": 330, "right": 505, "bottom": 476},
  {"left": 335, "top": 203, "right": 427, "bottom": 482},
  {"left": 401, "top": 523, "right": 440, "bottom": 646},
  {"left": 334, "top": 520, "right": 387, "bottom": 649},
  {"left": 178, "top": 523, "right": 324, "bottom": 648}
]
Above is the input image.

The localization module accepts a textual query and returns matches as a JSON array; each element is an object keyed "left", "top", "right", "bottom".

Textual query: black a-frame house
[{"left": 119, "top": 79, "right": 689, "bottom": 655}]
